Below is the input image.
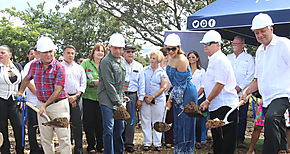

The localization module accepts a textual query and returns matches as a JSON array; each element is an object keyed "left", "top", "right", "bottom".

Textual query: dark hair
[
  {"left": 63, "top": 45, "right": 76, "bottom": 52},
  {"left": 187, "top": 50, "right": 201, "bottom": 69},
  {"left": 234, "top": 35, "right": 245, "bottom": 44},
  {"left": 0, "top": 45, "right": 11, "bottom": 53},
  {"left": 160, "top": 47, "right": 167, "bottom": 56},
  {"left": 88, "top": 43, "right": 106, "bottom": 60}
]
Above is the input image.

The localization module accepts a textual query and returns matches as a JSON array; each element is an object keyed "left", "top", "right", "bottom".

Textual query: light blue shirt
[
  {"left": 143, "top": 65, "right": 167, "bottom": 103},
  {"left": 124, "top": 60, "right": 145, "bottom": 101}
]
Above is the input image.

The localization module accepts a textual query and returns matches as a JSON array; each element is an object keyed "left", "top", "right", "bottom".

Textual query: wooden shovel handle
[{"left": 25, "top": 101, "right": 40, "bottom": 113}]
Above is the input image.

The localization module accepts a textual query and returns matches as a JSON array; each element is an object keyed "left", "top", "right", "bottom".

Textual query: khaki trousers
[{"left": 37, "top": 99, "right": 72, "bottom": 154}]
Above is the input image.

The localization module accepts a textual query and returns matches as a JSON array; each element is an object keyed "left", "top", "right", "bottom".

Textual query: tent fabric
[{"left": 186, "top": 0, "right": 290, "bottom": 45}]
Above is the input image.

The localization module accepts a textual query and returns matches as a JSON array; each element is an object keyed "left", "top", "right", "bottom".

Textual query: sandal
[
  {"left": 143, "top": 146, "right": 150, "bottom": 151},
  {"left": 154, "top": 146, "right": 162, "bottom": 151}
]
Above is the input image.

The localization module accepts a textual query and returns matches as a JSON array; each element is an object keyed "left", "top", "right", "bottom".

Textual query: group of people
[{"left": 0, "top": 12, "right": 290, "bottom": 154}]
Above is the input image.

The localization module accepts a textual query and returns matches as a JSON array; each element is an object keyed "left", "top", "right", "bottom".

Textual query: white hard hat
[
  {"left": 109, "top": 33, "right": 125, "bottom": 48},
  {"left": 0, "top": 132, "right": 3, "bottom": 148},
  {"left": 200, "top": 30, "right": 222, "bottom": 44},
  {"left": 36, "top": 36, "right": 57, "bottom": 52},
  {"left": 164, "top": 33, "right": 181, "bottom": 46},
  {"left": 251, "top": 13, "right": 274, "bottom": 30}
]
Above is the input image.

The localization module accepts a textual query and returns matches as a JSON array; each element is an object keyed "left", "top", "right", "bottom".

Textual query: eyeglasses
[
  {"left": 125, "top": 50, "right": 135, "bottom": 53},
  {"left": 166, "top": 47, "right": 177, "bottom": 51},
  {"left": 201, "top": 42, "right": 217, "bottom": 46},
  {"left": 188, "top": 56, "right": 197, "bottom": 59}
]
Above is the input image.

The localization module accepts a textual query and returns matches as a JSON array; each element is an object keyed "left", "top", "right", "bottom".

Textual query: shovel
[
  {"left": 25, "top": 101, "right": 69, "bottom": 128},
  {"left": 153, "top": 107, "right": 172, "bottom": 132},
  {"left": 206, "top": 94, "right": 252, "bottom": 128}
]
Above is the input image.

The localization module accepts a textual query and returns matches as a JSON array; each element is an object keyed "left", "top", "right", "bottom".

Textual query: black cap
[{"left": 124, "top": 44, "right": 136, "bottom": 52}]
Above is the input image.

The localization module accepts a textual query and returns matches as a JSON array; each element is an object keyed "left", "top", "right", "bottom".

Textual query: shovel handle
[
  {"left": 224, "top": 94, "right": 252, "bottom": 120},
  {"left": 25, "top": 102, "right": 50, "bottom": 121}
]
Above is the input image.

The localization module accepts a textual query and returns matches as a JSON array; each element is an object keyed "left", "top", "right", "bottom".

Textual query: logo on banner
[
  {"left": 200, "top": 19, "right": 207, "bottom": 28},
  {"left": 192, "top": 20, "right": 199, "bottom": 28},
  {"left": 191, "top": 18, "right": 216, "bottom": 28}
]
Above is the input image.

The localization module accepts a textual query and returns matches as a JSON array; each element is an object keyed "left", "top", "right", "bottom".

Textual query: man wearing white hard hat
[
  {"left": 164, "top": 33, "right": 198, "bottom": 153},
  {"left": 199, "top": 30, "right": 239, "bottom": 154},
  {"left": 98, "top": 33, "right": 126, "bottom": 154},
  {"left": 240, "top": 13, "right": 290, "bottom": 154},
  {"left": 17, "top": 36, "right": 72, "bottom": 154}
]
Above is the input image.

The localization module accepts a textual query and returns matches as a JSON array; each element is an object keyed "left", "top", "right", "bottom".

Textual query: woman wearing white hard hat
[
  {"left": 165, "top": 33, "right": 198, "bottom": 153},
  {"left": 240, "top": 13, "right": 290, "bottom": 154}
]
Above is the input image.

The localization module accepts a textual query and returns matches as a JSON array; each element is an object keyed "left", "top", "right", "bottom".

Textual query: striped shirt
[{"left": 26, "top": 59, "right": 67, "bottom": 102}]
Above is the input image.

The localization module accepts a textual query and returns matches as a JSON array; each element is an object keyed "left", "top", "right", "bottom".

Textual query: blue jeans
[{"left": 100, "top": 105, "right": 125, "bottom": 154}]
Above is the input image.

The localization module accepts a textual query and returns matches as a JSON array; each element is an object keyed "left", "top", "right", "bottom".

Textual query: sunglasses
[
  {"left": 125, "top": 50, "right": 135, "bottom": 53},
  {"left": 166, "top": 47, "right": 177, "bottom": 51},
  {"left": 201, "top": 42, "right": 217, "bottom": 46}
]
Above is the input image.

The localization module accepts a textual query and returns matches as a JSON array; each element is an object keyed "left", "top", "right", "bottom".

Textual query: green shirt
[
  {"left": 81, "top": 59, "right": 99, "bottom": 101},
  {"left": 98, "top": 52, "right": 126, "bottom": 109}
]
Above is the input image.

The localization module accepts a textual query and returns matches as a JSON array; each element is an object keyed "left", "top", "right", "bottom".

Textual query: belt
[
  {"left": 124, "top": 91, "right": 137, "bottom": 95},
  {"left": 52, "top": 97, "right": 67, "bottom": 103},
  {"left": 68, "top": 93, "right": 76, "bottom": 96}
]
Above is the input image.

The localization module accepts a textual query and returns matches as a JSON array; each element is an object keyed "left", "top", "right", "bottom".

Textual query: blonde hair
[{"left": 150, "top": 51, "right": 164, "bottom": 63}]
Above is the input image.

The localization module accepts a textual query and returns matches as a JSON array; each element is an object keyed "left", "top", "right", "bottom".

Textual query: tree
[{"left": 59, "top": 0, "right": 209, "bottom": 47}]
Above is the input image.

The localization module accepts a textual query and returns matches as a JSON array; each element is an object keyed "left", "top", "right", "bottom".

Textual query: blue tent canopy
[{"left": 187, "top": 0, "right": 290, "bottom": 45}]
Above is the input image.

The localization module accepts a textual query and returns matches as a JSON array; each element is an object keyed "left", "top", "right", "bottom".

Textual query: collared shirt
[
  {"left": 0, "top": 61, "right": 22, "bottom": 100},
  {"left": 143, "top": 65, "right": 167, "bottom": 103},
  {"left": 27, "top": 59, "right": 67, "bottom": 102},
  {"left": 81, "top": 59, "right": 99, "bottom": 101},
  {"left": 255, "top": 35, "right": 290, "bottom": 107},
  {"left": 123, "top": 60, "right": 145, "bottom": 101},
  {"left": 191, "top": 68, "right": 205, "bottom": 99},
  {"left": 61, "top": 61, "right": 86, "bottom": 94},
  {"left": 204, "top": 50, "right": 239, "bottom": 112},
  {"left": 227, "top": 52, "right": 255, "bottom": 96},
  {"left": 23, "top": 59, "right": 38, "bottom": 105},
  {"left": 98, "top": 52, "right": 126, "bottom": 109}
]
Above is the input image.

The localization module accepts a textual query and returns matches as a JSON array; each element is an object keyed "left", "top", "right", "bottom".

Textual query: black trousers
[
  {"left": 27, "top": 107, "right": 43, "bottom": 154},
  {"left": 0, "top": 96, "right": 24, "bottom": 154},
  {"left": 262, "top": 97, "right": 290, "bottom": 154},
  {"left": 70, "top": 97, "right": 83, "bottom": 153},
  {"left": 210, "top": 106, "right": 238, "bottom": 154},
  {"left": 82, "top": 98, "right": 103, "bottom": 151}
]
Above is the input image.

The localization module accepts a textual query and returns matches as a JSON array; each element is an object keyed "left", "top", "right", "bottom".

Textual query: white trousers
[
  {"left": 140, "top": 100, "right": 166, "bottom": 147},
  {"left": 37, "top": 99, "right": 72, "bottom": 154}
]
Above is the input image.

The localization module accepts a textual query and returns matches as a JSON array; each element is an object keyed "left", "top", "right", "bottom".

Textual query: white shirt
[
  {"left": 191, "top": 68, "right": 205, "bottom": 99},
  {"left": 204, "top": 50, "right": 239, "bottom": 112},
  {"left": 124, "top": 60, "right": 145, "bottom": 101},
  {"left": 0, "top": 61, "right": 22, "bottom": 100},
  {"left": 61, "top": 61, "right": 87, "bottom": 94},
  {"left": 255, "top": 35, "right": 290, "bottom": 107},
  {"left": 143, "top": 65, "right": 167, "bottom": 103},
  {"left": 23, "top": 59, "right": 38, "bottom": 105},
  {"left": 227, "top": 52, "right": 255, "bottom": 96}
]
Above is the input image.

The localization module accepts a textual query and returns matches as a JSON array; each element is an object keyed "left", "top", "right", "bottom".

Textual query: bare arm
[
  {"left": 200, "top": 82, "right": 224, "bottom": 110},
  {"left": 16, "top": 76, "right": 31, "bottom": 96},
  {"left": 240, "top": 79, "right": 258, "bottom": 103},
  {"left": 145, "top": 77, "right": 168, "bottom": 104},
  {"left": 27, "top": 82, "right": 36, "bottom": 95}
]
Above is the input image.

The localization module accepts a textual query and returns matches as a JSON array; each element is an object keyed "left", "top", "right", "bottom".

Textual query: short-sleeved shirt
[
  {"left": 204, "top": 50, "right": 239, "bottom": 112},
  {"left": 143, "top": 65, "right": 167, "bottom": 103},
  {"left": 254, "top": 35, "right": 290, "bottom": 107},
  {"left": 27, "top": 59, "right": 67, "bottom": 102}
]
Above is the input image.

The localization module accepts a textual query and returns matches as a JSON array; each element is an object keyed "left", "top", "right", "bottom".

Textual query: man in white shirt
[
  {"left": 200, "top": 30, "right": 239, "bottom": 154},
  {"left": 241, "top": 13, "right": 290, "bottom": 154},
  {"left": 122, "top": 44, "right": 145, "bottom": 153},
  {"left": 23, "top": 49, "right": 45, "bottom": 154},
  {"left": 61, "top": 45, "right": 87, "bottom": 154},
  {"left": 227, "top": 36, "right": 255, "bottom": 148}
]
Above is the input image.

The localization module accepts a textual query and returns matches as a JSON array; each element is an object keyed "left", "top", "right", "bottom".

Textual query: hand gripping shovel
[
  {"left": 25, "top": 101, "right": 69, "bottom": 128},
  {"left": 206, "top": 95, "right": 251, "bottom": 129}
]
